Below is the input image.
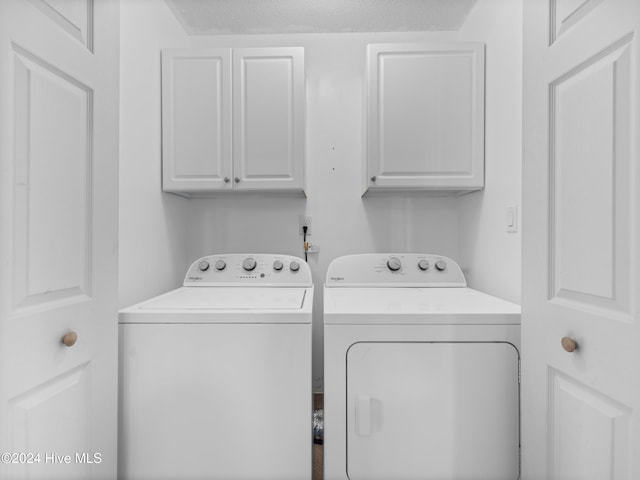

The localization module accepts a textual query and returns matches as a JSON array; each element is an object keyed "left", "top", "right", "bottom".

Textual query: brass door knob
[
  {"left": 561, "top": 336, "right": 577, "bottom": 353},
  {"left": 62, "top": 331, "right": 78, "bottom": 347}
]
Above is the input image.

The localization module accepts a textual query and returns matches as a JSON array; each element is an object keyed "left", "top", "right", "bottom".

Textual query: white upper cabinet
[
  {"left": 162, "top": 47, "right": 305, "bottom": 194},
  {"left": 365, "top": 43, "right": 485, "bottom": 193}
]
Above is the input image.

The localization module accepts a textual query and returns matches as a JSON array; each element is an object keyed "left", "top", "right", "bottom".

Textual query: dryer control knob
[
  {"left": 242, "top": 257, "right": 257, "bottom": 271},
  {"left": 215, "top": 260, "right": 226, "bottom": 271},
  {"left": 435, "top": 260, "right": 447, "bottom": 271},
  {"left": 273, "top": 260, "right": 284, "bottom": 271},
  {"left": 387, "top": 257, "right": 402, "bottom": 272},
  {"left": 418, "top": 260, "right": 430, "bottom": 271},
  {"left": 289, "top": 261, "right": 300, "bottom": 272},
  {"left": 198, "top": 261, "right": 210, "bottom": 272}
]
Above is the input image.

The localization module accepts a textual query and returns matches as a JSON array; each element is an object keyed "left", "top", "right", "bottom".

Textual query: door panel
[
  {"left": 550, "top": 35, "right": 632, "bottom": 312},
  {"left": 549, "top": 370, "right": 630, "bottom": 480},
  {"left": 522, "top": 0, "right": 640, "bottom": 478},
  {"left": 26, "top": 0, "right": 93, "bottom": 50},
  {"left": 379, "top": 53, "right": 474, "bottom": 174},
  {"left": 12, "top": 46, "right": 92, "bottom": 309},
  {"left": 551, "top": 0, "right": 605, "bottom": 44},
  {"left": 9, "top": 364, "right": 92, "bottom": 480}
]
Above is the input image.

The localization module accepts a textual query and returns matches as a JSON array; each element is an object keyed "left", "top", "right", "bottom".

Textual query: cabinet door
[
  {"left": 233, "top": 47, "right": 304, "bottom": 191},
  {"left": 162, "top": 49, "right": 232, "bottom": 192},
  {"left": 367, "top": 43, "right": 485, "bottom": 191},
  {"left": 347, "top": 342, "right": 519, "bottom": 480}
]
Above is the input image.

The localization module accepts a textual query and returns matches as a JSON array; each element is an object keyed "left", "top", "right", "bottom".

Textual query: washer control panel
[
  {"left": 184, "top": 254, "right": 312, "bottom": 287},
  {"left": 326, "top": 254, "right": 466, "bottom": 287}
]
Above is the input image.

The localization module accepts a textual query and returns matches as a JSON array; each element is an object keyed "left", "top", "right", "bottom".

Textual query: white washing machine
[
  {"left": 119, "top": 254, "right": 313, "bottom": 480},
  {"left": 323, "top": 254, "right": 521, "bottom": 480}
]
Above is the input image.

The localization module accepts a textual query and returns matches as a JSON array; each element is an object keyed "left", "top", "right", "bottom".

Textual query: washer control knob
[
  {"left": 387, "top": 257, "right": 402, "bottom": 272},
  {"left": 198, "top": 260, "right": 210, "bottom": 272},
  {"left": 214, "top": 260, "right": 226, "bottom": 271},
  {"left": 418, "top": 260, "right": 430, "bottom": 271},
  {"left": 435, "top": 259, "right": 447, "bottom": 271},
  {"left": 242, "top": 257, "right": 257, "bottom": 271},
  {"left": 273, "top": 260, "right": 284, "bottom": 271},
  {"left": 289, "top": 261, "right": 300, "bottom": 272}
]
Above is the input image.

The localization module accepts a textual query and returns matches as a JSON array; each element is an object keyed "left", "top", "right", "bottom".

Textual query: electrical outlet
[
  {"left": 299, "top": 215, "right": 312, "bottom": 235},
  {"left": 307, "top": 242, "right": 320, "bottom": 253}
]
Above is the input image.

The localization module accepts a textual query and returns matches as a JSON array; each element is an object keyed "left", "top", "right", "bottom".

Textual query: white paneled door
[
  {"left": 522, "top": 0, "right": 640, "bottom": 479},
  {"left": 0, "top": 1, "right": 119, "bottom": 479}
]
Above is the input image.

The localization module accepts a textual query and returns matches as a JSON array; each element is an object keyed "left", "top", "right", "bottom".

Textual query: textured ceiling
[{"left": 165, "top": 0, "right": 479, "bottom": 35}]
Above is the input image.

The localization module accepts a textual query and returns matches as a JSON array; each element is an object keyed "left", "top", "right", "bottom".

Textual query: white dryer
[
  {"left": 323, "top": 254, "right": 521, "bottom": 480},
  {"left": 119, "top": 254, "right": 313, "bottom": 480}
]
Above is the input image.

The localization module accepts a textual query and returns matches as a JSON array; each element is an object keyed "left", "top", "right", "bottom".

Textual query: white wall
[
  {"left": 119, "top": 1, "right": 192, "bottom": 308},
  {"left": 457, "top": 0, "right": 523, "bottom": 304}
]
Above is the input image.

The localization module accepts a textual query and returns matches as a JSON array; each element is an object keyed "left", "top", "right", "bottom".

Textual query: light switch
[{"left": 506, "top": 206, "right": 518, "bottom": 233}]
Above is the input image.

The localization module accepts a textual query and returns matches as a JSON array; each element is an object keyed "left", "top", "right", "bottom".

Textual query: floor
[{"left": 314, "top": 442, "right": 323, "bottom": 480}]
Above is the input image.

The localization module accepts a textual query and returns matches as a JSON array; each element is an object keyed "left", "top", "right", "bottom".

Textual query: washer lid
[{"left": 139, "top": 287, "right": 308, "bottom": 310}]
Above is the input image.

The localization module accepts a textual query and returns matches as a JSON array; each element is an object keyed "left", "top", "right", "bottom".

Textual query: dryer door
[{"left": 346, "top": 342, "right": 519, "bottom": 480}]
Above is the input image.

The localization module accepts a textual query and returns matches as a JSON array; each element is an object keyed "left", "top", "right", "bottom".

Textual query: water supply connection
[{"left": 299, "top": 215, "right": 319, "bottom": 261}]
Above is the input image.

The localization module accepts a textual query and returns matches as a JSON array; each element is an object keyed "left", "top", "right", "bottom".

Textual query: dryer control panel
[
  {"left": 325, "top": 254, "right": 466, "bottom": 287},
  {"left": 184, "top": 254, "right": 312, "bottom": 287}
]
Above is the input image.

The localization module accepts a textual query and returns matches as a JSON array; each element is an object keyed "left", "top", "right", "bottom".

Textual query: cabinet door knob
[
  {"left": 234, "top": 177, "right": 240, "bottom": 183},
  {"left": 561, "top": 336, "right": 577, "bottom": 353},
  {"left": 370, "top": 176, "right": 377, "bottom": 182},
  {"left": 62, "top": 331, "right": 78, "bottom": 347},
  {"left": 223, "top": 177, "right": 230, "bottom": 183}
]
